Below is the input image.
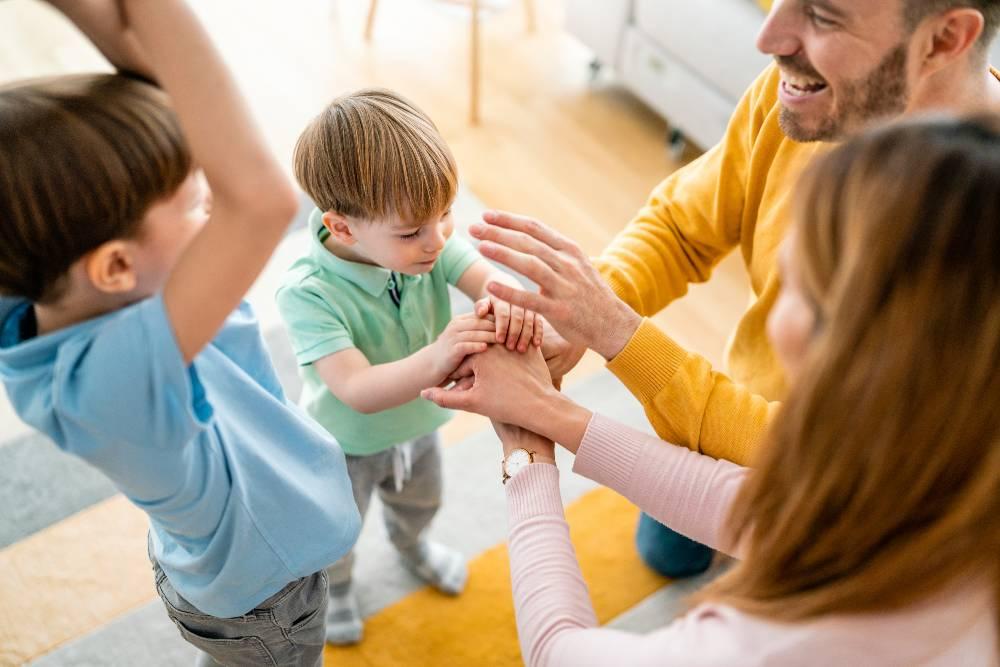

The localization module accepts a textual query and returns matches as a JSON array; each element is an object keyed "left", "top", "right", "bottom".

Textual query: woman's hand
[
  {"left": 422, "top": 344, "right": 593, "bottom": 451},
  {"left": 469, "top": 211, "right": 642, "bottom": 362},
  {"left": 422, "top": 344, "right": 556, "bottom": 428}
]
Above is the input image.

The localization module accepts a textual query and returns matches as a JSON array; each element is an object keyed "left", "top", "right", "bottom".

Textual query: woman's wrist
[
  {"left": 503, "top": 436, "right": 556, "bottom": 463},
  {"left": 524, "top": 389, "right": 593, "bottom": 454}
]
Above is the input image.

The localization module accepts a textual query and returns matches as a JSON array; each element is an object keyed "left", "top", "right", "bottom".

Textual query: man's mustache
[{"left": 775, "top": 55, "right": 826, "bottom": 81}]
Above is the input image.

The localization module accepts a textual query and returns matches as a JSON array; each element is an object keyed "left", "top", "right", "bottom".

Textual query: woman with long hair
[{"left": 423, "top": 115, "right": 1000, "bottom": 665}]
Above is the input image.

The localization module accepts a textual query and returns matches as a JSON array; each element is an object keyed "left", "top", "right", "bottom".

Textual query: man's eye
[
  {"left": 806, "top": 7, "right": 836, "bottom": 28},
  {"left": 399, "top": 229, "right": 421, "bottom": 240}
]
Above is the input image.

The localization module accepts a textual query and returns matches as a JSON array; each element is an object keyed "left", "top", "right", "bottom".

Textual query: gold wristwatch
[{"left": 502, "top": 448, "right": 537, "bottom": 485}]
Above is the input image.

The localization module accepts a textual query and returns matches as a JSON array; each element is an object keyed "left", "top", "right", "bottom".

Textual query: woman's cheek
[{"left": 768, "top": 292, "right": 815, "bottom": 377}]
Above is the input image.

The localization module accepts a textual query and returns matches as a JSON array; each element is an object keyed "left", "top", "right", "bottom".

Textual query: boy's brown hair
[
  {"left": 293, "top": 88, "right": 457, "bottom": 224},
  {"left": 0, "top": 73, "right": 191, "bottom": 303}
]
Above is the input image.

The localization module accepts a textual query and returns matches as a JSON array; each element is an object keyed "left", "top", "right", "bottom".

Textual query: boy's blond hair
[{"left": 293, "top": 88, "right": 457, "bottom": 224}]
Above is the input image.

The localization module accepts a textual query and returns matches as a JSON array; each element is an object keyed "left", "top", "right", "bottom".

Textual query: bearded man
[{"left": 466, "top": 0, "right": 1000, "bottom": 579}]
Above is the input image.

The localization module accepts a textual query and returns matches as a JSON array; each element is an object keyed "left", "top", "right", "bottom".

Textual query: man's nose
[{"left": 756, "top": 0, "right": 802, "bottom": 58}]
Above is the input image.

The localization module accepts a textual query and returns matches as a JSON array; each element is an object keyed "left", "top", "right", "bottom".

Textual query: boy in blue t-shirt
[
  {"left": 277, "top": 89, "right": 542, "bottom": 644},
  {"left": 0, "top": 2, "right": 360, "bottom": 665}
]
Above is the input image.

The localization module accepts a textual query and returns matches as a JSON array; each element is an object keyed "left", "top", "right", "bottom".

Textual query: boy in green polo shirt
[{"left": 276, "top": 88, "right": 541, "bottom": 645}]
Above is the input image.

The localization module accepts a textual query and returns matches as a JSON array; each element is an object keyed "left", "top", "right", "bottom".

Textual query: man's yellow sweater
[{"left": 595, "top": 64, "right": 829, "bottom": 466}]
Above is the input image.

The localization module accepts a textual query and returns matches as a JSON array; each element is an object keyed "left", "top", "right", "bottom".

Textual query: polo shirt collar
[{"left": 308, "top": 208, "right": 406, "bottom": 297}]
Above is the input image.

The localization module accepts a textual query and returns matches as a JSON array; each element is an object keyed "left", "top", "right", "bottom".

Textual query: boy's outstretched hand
[
  {"left": 474, "top": 294, "right": 543, "bottom": 353},
  {"left": 427, "top": 313, "right": 498, "bottom": 385}
]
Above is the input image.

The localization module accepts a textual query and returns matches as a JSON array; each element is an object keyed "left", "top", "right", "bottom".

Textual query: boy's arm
[
  {"left": 46, "top": 0, "right": 154, "bottom": 79},
  {"left": 454, "top": 258, "right": 520, "bottom": 301},
  {"left": 124, "top": 0, "right": 299, "bottom": 363},
  {"left": 312, "top": 314, "right": 497, "bottom": 414},
  {"left": 313, "top": 348, "right": 443, "bottom": 415}
]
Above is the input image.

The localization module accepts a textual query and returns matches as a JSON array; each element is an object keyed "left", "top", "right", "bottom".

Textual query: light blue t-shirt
[{"left": 0, "top": 295, "right": 361, "bottom": 617}]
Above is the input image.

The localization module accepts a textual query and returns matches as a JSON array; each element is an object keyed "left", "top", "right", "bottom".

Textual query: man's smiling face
[{"left": 757, "top": 0, "right": 913, "bottom": 142}]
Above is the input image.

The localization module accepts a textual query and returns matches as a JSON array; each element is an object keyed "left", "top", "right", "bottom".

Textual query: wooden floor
[{"left": 0, "top": 0, "right": 748, "bottom": 369}]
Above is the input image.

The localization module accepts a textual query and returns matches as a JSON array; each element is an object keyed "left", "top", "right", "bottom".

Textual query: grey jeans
[
  {"left": 151, "top": 557, "right": 328, "bottom": 667},
  {"left": 327, "top": 431, "right": 442, "bottom": 586}
]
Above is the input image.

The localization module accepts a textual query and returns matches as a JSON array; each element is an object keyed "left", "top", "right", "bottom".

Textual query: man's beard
[{"left": 779, "top": 44, "right": 910, "bottom": 142}]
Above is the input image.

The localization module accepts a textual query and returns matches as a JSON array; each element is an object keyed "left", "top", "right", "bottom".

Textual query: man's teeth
[{"left": 783, "top": 75, "right": 827, "bottom": 96}]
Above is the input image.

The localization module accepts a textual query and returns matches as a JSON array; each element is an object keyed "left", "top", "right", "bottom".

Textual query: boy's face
[
  {"left": 336, "top": 206, "right": 455, "bottom": 275},
  {"left": 131, "top": 170, "right": 211, "bottom": 296}
]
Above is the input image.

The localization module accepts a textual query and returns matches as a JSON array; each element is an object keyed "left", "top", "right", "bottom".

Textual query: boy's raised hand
[
  {"left": 45, "top": 0, "right": 154, "bottom": 79},
  {"left": 427, "top": 313, "right": 498, "bottom": 384},
  {"left": 474, "top": 295, "right": 544, "bottom": 353}
]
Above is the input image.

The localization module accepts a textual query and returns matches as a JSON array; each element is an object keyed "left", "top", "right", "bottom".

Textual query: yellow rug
[{"left": 325, "top": 486, "right": 669, "bottom": 666}]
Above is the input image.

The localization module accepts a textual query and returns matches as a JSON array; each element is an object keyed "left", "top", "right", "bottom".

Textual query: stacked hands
[{"left": 422, "top": 210, "right": 643, "bottom": 443}]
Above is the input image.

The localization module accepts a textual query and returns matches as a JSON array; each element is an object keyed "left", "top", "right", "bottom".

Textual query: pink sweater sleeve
[
  {"left": 572, "top": 413, "right": 748, "bottom": 558},
  {"left": 505, "top": 413, "right": 749, "bottom": 666}
]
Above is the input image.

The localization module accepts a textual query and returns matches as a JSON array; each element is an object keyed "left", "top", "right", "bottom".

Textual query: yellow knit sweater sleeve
[
  {"left": 594, "top": 69, "right": 772, "bottom": 315},
  {"left": 595, "top": 68, "right": 782, "bottom": 466},
  {"left": 607, "top": 319, "right": 779, "bottom": 465}
]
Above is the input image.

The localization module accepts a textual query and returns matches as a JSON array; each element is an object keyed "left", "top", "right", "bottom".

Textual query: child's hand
[
  {"left": 428, "top": 313, "right": 497, "bottom": 382},
  {"left": 475, "top": 295, "right": 544, "bottom": 352}
]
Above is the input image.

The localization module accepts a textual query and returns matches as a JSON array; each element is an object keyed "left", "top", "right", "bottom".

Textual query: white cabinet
[
  {"left": 565, "top": 0, "right": 769, "bottom": 149},
  {"left": 564, "top": 0, "right": 631, "bottom": 67}
]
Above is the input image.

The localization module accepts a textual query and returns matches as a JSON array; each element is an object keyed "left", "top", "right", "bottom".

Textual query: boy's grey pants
[
  {"left": 327, "top": 431, "right": 442, "bottom": 586},
  {"left": 151, "top": 556, "right": 327, "bottom": 667}
]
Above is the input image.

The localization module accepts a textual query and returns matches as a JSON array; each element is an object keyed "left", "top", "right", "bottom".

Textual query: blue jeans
[{"left": 635, "top": 512, "right": 713, "bottom": 578}]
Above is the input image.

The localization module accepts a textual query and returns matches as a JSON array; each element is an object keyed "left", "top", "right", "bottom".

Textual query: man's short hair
[
  {"left": 0, "top": 74, "right": 191, "bottom": 303},
  {"left": 904, "top": 0, "right": 1000, "bottom": 50},
  {"left": 293, "top": 88, "right": 457, "bottom": 225}
]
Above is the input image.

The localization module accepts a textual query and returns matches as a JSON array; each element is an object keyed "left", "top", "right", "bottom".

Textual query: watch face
[
  {"left": 507, "top": 449, "right": 532, "bottom": 467},
  {"left": 504, "top": 449, "right": 532, "bottom": 479}
]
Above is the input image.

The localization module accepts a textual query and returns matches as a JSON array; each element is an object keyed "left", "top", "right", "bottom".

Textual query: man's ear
[
  {"left": 83, "top": 240, "right": 138, "bottom": 294},
  {"left": 322, "top": 211, "right": 357, "bottom": 246},
  {"left": 915, "top": 8, "right": 985, "bottom": 74}
]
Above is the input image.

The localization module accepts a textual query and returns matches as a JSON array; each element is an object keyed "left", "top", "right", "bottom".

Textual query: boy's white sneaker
[
  {"left": 401, "top": 540, "right": 467, "bottom": 596},
  {"left": 325, "top": 582, "right": 363, "bottom": 645}
]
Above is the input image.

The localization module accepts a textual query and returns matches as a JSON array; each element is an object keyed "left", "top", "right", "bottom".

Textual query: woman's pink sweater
[{"left": 505, "top": 414, "right": 996, "bottom": 666}]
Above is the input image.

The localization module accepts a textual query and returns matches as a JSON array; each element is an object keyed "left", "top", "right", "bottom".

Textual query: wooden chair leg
[
  {"left": 365, "top": 0, "right": 378, "bottom": 41},
  {"left": 524, "top": 0, "right": 535, "bottom": 33},
  {"left": 470, "top": 0, "right": 480, "bottom": 124}
]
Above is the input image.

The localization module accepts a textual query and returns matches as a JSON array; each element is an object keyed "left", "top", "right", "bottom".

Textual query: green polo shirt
[{"left": 276, "top": 209, "right": 481, "bottom": 455}]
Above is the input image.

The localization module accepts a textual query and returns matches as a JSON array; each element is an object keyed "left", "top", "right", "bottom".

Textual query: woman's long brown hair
[{"left": 705, "top": 115, "right": 1000, "bottom": 625}]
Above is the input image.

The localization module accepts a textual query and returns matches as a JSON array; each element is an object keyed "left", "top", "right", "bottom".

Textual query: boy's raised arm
[
  {"left": 45, "top": 0, "right": 154, "bottom": 80},
  {"left": 123, "top": 0, "right": 298, "bottom": 363}
]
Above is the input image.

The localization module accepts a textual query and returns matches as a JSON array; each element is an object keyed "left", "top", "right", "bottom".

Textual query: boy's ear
[
  {"left": 321, "top": 211, "right": 357, "bottom": 246},
  {"left": 83, "top": 240, "right": 138, "bottom": 294}
]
